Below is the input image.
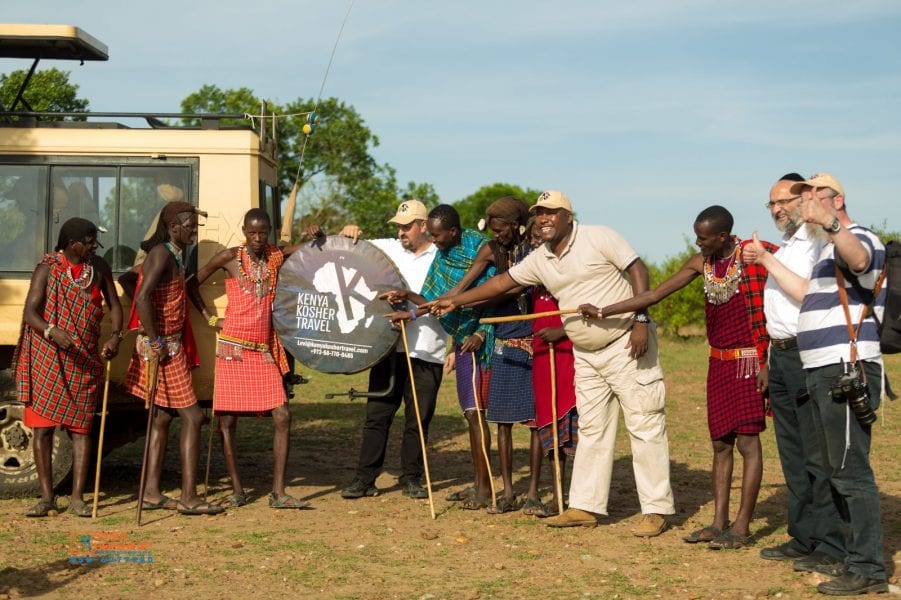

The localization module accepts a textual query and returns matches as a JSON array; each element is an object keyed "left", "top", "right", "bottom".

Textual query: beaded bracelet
[
  {"left": 409, "top": 309, "right": 417, "bottom": 321},
  {"left": 44, "top": 324, "right": 55, "bottom": 340},
  {"left": 208, "top": 314, "right": 219, "bottom": 327}
]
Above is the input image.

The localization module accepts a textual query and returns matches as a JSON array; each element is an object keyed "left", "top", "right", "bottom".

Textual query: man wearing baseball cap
[
  {"left": 426, "top": 190, "right": 676, "bottom": 536},
  {"left": 746, "top": 173, "right": 888, "bottom": 595},
  {"left": 337, "top": 199, "right": 447, "bottom": 500}
]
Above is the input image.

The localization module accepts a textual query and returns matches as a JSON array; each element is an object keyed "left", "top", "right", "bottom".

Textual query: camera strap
[{"left": 834, "top": 265, "right": 886, "bottom": 364}]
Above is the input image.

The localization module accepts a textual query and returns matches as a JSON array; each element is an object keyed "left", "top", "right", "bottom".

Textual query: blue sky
[{"left": 4, "top": 1, "right": 900, "bottom": 263}]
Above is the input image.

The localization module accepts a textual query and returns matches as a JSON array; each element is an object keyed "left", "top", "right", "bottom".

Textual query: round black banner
[{"left": 273, "top": 236, "right": 406, "bottom": 374}]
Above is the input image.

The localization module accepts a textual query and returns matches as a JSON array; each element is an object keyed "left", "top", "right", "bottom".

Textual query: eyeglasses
[{"left": 764, "top": 195, "right": 801, "bottom": 209}]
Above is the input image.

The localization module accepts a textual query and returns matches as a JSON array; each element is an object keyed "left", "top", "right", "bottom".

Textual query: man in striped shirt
[{"left": 744, "top": 173, "right": 887, "bottom": 596}]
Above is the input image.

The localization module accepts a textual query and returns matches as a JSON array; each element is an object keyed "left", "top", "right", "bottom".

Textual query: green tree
[
  {"left": 646, "top": 239, "right": 706, "bottom": 337},
  {"left": 868, "top": 219, "right": 900, "bottom": 244},
  {"left": 180, "top": 85, "right": 436, "bottom": 238},
  {"left": 453, "top": 182, "right": 543, "bottom": 230},
  {"left": 0, "top": 68, "right": 89, "bottom": 117}
]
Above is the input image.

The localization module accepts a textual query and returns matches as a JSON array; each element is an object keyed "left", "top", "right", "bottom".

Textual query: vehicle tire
[{"left": 0, "top": 369, "right": 74, "bottom": 498}]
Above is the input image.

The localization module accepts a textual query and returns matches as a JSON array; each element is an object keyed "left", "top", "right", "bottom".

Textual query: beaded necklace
[
  {"left": 164, "top": 242, "right": 185, "bottom": 272},
  {"left": 237, "top": 244, "right": 276, "bottom": 302},
  {"left": 60, "top": 252, "right": 93, "bottom": 290},
  {"left": 703, "top": 243, "right": 741, "bottom": 305}
]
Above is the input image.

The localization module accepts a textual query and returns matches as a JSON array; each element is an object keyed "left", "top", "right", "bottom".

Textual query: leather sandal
[
  {"left": 218, "top": 492, "right": 248, "bottom": 508},
  {"left": 67, "top": 498, "right": 92, "bottom": 518},
  {"left": 25, "top": 498, "right": 59, "bottom": 518},
  {"left": 269, "top": 493, "right": 311, "bottom": 509}
]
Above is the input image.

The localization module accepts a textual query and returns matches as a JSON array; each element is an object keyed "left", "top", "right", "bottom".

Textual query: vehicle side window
[{"left": 0, "top": 166, "right": 49, "bottom": 271}]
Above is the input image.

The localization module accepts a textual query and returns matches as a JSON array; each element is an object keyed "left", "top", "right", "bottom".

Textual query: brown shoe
[
  {"left": 632, "top": 513, "right": 668, "bottom": 537},
  {"left": 544, "top": 507, "right": 598, "bottom": 528}
]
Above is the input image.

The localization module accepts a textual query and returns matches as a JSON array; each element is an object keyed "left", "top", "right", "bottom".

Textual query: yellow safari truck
[{"left": 0, "top": 24, "right": 283, "bottom": 496}]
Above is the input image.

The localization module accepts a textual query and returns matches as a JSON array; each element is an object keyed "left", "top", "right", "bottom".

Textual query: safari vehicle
[{"left": 0, "top": 24, "right": 283, "bottom": 497}]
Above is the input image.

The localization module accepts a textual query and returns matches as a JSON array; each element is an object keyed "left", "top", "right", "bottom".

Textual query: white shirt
[
  {"left": 764, "top": 225, "right": 824, "bottom": 340},
  {"left": 369, "top": 238, "right": 446, "bottom": 364}
]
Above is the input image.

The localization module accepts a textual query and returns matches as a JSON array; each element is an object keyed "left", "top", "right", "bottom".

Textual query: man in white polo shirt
[
  {"left": 753, "top": 173, "right": 846, "bottom": 570},
  {"left": 426, "top": 190, "right": 675, "bottom": 537},
  {"left": 338, "top": 200, "right": 448, "bottom": 500}
]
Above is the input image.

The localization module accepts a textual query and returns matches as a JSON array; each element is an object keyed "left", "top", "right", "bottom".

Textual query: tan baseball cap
[
  {"left": 530, "top": 189, "right": 573, "bottom": 213},
  {"left": 388, "top": 199, "right": 428, "bottom": 225},
  {"left": 789, "top": 172, "right": 845, "bottom": 197}
]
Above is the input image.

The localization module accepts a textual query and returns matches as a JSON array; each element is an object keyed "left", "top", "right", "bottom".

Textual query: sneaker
[
  {"left": 759, "top": 541, "right": 811, "bottom": 561},
  {"left": 544, "top": 507, "right": 598, "bottom": 528},
  {"left": 631, "top": 513, "right": 668, "bottom": 538},
  {"left": 816, "top": 573, "right": 887, "bottom": 596},
  {"left": 793, "top": 552, "right": 846, "bottom": 577},
  {"left": 401, "top": 480, "right": 428, "bottom": 499},
  {"left": 340, "top": 479, "right": 379, "bottom": 499}
]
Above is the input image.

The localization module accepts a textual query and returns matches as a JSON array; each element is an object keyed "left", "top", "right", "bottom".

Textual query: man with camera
[{"left": 743, "top": 173, "right": 887, "bottom": 596}]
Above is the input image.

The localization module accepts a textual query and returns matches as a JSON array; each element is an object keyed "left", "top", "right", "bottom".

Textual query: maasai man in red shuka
[
  {"left": 14, "top": 218, "right": 123, "bottom": 517},
  {"left": 188, "top": 208, "right": 317, "bottom": 509},
  {"left": 590, "top": 205, "right": 777, "bottom": 549},
  {"left": 123, "top": 201, "right": 222, "bottom": 515}
]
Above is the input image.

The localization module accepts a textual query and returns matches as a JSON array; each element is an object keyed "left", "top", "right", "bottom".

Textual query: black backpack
[{"left": 879, "top": 240, "right": 901, "bottom": 354}]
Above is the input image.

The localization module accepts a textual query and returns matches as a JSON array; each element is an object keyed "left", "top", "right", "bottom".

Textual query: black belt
[{"left": 770, "top": 337, "right": 797, "bottom": 351}]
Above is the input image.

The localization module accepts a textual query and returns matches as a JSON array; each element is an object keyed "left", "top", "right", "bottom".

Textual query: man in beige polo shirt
[{"left": 426, "top": 190, "right": 675, "bottom": 537}]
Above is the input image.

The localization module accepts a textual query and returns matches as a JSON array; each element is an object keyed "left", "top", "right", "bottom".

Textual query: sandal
[
  {"left": 445, "top": 487, "right": 476, "bottom": 502},
  {"left": 25, "top": 498, "right": 59, "bottom": 518},
  {"left": 683, "top": 525, "right": 726, "bottom": 544},
  {"left": 141, "top": 495, "right": 177, "bottom": 511},
  {"left": 459, "top": 496, "right": 490, "bottom": 510},
  {"left": 176, "top": 499, "right": 225, "bottom": 516},
  {"left": 486, "top": 496, "right": 523, "bottom": 515},
  {"left": 708, "top": 531, "right": 753, "bottom": 550},
  {"left": 534, "top": 501, "right": 561, "bottom": 518},
  {"left": 219, "top": 493, "right": 248, "bottom": 508},
  {"left": 67, "top": 498, "right": 92, "bottom": 518},
  {"left": 521, "top": 498, "right": 545, "bottom": 516},
  {"left": 269, "top": 493, "right": 311, "bottom": 509}
]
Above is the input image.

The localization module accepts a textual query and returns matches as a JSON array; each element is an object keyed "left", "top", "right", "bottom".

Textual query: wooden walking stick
[
  {"left": 480, "top": 308, "right": 578, "bottom": 325},
  {"left": 471, "top": 352, "right": 497, "bottom": 510},
  {"left": 136, "top": 354, "right": 161, "bottom": 526},
  {"left": 548, "top": 342, "right": 564, "bottom": 516},
  {"left": 399, "top": 320, "right": 436, "bottom": 519},
  {"left": 202, "top": 331, "right": 218, "bottom": 502},
  {"left": 91, "top": 360, "right": 113, "bottom": 519}
]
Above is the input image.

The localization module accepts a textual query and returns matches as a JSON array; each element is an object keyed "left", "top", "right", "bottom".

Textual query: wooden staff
[
  {"left": 399, "top": 320, "right": 436, "bottom": 519},
  {"left": 480, "top": 308, "right": 578, "bottom": 324},
  {"left": 471, "top": 353, "right": 497, "bottom": 510},
  {"left": 91, "top": 360, "right": 112, "bottom": 519},
  {"left": 136, "top": 354, "right": 160, "bottom": 526},
  {"left": 549, "top": 342, "right": 564, "bottom": 516},
  {"left": 202, "top": 332, "right": 218, "bottom": 501}
]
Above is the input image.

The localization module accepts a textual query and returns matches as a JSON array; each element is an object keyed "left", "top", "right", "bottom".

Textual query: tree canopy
[
  {"left": 0, "top": 68, "right": 89, "bottom": 116},
  {"left": 452, "top": 182, "right": 543, "bottom": 230}
]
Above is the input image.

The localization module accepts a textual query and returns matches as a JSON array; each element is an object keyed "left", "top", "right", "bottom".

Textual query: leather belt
[
  {"left": 770, "top": 337, "right": 797, "bottom": 351},
  {"left": 709, "top": 346, "right": 758, "bottom": 361}
]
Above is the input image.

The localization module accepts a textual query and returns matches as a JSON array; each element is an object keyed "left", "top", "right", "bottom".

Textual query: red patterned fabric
[
  {"left": 213, "top": 276, "right": 287, "bottom": 412},
  {"left": 530, "top": 288, "right": 577, "bottom": 429},
  {"left": 13, "top": 253, "right": 105, "bottom": 430},
  {"left": 705, "top": 255, "right": 766, "bottom": 440},
  {"left": 24, "top": 406, "right": 91, "bottom": 435},
  {"left": 738, "top": 238, "right": 778, "bottom": 368},
  {"left": 124, "top": 276, "right": 198, "bottom": 409}
]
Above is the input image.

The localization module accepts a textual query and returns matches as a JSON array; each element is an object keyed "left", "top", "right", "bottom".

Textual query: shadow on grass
[{"left": 0, "top": 560, "right": 106, "bottom": 597}]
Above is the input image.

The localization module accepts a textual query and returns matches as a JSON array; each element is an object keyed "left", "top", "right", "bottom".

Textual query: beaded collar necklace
[
  {"left": 703, "top": 241, "right": 741, "bottom": 305},
  {"left": 237, "top": 244, "right": 276, "bottom": 302},
  {"left": 59, "top": 251, "right": 93, "bottom": 290}
]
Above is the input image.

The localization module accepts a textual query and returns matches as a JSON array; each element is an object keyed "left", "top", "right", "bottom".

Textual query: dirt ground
[{"left": 1, "top": 339, "right": 899, "bottom": 599}]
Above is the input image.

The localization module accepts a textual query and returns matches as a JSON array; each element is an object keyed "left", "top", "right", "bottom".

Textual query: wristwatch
[{"left": 824, "top": 218, "right": 841, "bottom": 234}]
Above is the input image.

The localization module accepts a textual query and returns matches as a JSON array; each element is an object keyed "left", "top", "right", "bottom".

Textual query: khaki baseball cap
[
  {"left": 789, "top": 172, "right": 845, "bottom": 197},
  {"left": 388, "top": 199, "right": 428, "bottom": 225},
  {"left": 530, "top": 189, "right": 572, "bottom": 213}
]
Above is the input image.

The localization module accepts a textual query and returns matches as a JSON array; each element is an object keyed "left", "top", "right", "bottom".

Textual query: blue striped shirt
[{"left": 798, "top": 225, "right": 886, "bottom": 369}]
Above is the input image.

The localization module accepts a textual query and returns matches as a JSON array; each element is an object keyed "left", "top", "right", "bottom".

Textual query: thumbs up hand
[{"left": 742, "top": 231, "right": 765, "bottom": 264}]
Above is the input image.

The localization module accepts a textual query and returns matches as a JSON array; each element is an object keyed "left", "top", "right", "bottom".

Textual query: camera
[{"left": 830, "top": 362, "right": 877, "bottom": 425}]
